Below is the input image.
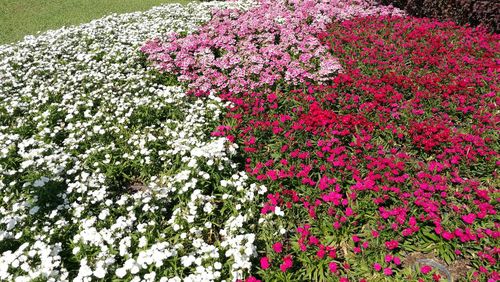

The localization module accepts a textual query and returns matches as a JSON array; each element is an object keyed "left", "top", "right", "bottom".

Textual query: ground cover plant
[
  {"left": 213, "top": 17, "right": 499, "bottom": 281},
  {"left": 144, "top": 0, "right": 499, "bottom": 281},
  {"left": 0, "top": 2, "right": 263, "bottom": 281},
  {"left": 0, "top": 0, "right": 498, "bottom": 281},
  {"left": 142, "top": 0, "right": 404, "bottom": 94}
]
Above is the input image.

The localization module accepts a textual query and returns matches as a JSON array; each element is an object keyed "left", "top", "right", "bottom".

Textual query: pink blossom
[
  {"left": 383, "top": 267, "right": 393, "bottom": 276},
  {"left": 260, "top": 256, "right": 270, "bottom": 269},
  {"left": 329, "top": 262, "right": 338, "bottom": 273},
  {"left": 421, "top": 265, "right": 433, "bottom": 274},
  {"left": 273, "top": 242, "right": 283, "bottom": 253},
  {"left": 393, "top": 256, "right": 401, "bottom": 265},
  {"left": 280, "top": 255, "right": 293, "bottom": 272},
  {"left": 385, "top": 240, "right": 399, "bottom": 250},
  {"left": 462, "top": 213, "right": 477, "bottom": 224},
  {"left": 385, "top": 255, "right": 393, "bottom": 263}
]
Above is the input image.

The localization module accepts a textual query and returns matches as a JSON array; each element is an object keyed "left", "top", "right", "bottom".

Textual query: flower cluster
[
  {"left": 216, "top": 16, "right": 499, "bottom": 281},
  {"left": 2, "top": 0, "right": 499, "bottom": 281},
  {"left": 142, "top": 0, "right": 403, "bottom": 93},
  {"left": 0, "top": 1, "right": 265, "bottom": 281}
]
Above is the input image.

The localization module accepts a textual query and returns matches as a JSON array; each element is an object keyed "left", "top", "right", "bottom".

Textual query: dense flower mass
[
  {"left": 0, "top": 2, "right": 264, "bottom": 281},
  {"left": 214, "top": 16, "right": 499, "bottom": 281},
  {"left": 141, "top": 0, "right": 404, "bottom": 93},
  {"left": 1, "top": 0, "right": 499, "bottom": 281}
]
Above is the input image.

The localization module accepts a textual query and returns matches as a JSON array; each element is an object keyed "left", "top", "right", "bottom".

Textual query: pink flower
[
  {"left": 442, "top": 231, "right": 455, "bottom": 240},
  {"left": 345, "top": 207, "right": 354, "bottom": 216},
  {"left": 316, "top": 248, "right": 326, "bottom": 259},
  {"left": 329, "top": 262, "right": 338, "bottom": 273},
  {"left": 421, "top": 265, "right": 433, "bottom": 274},
  {"left": 393, "top": 256, "right": 401, "bottom": 265},
  {"left": 385, "top": 240, "right": 399, "bottom": 250},
  {"left": 280, "top": 255, "right": 293, "bottom": 272},
  {"left": 333, "top": 221, "right": 341, "bottom": 229},
  {"left": 374, "top": 263, "right": 382, "bottom": 271},
  {"left": 272, "top": 242, "right": 283, "bottom": 253},
  {"left": 383, "top": 267, "right": 393, "bottom": 276},
  {"left": 245, "top": 277, "right": 261, "bottom": 282},
  {"left": 385, "top": 254, "right": 393, "bottom": 263},
  {"left": 462, "top": 214, "right": 476, "bottom": 224},
  {"left": 260, "top": 256, "right": 270, "bottom": 269}
]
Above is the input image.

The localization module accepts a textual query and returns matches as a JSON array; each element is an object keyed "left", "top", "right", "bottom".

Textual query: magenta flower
[
  {"left": 329, "top": 262, "right": 338, "bottom": 273},
  {"left": 384, "top": 267, "right": 393, "bottom": 276},
  {"left": 272, "top": 242, "right": 283, "bottom": 253},
  {"left": 421, "top": 265, "right": 433, "bottom": 274},
  {"left": 462, "top": 214, "right": 477, "bottom": 225},
  {"left": 374, "top": 263, "right": 382, "bottom": 271},
  {"left": 260, "top": 256, "right": 270, "bottom": 269},
  {"left": 385, "top": 254, "right": 393, "bottom": 263},
  {"left": 280, "top": 255, "right": 293, "bottom": 272},
  {"left": 393, "top": 256, "right": 402, "bottom": 265},
  {"left": 442, "top": 231, "right": 455, "bottom": 240},
  {"left": 385, "top": 240, "right": 399, "bottom": 250}
]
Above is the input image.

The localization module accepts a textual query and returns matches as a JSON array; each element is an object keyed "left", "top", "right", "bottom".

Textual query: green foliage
[{"left": 0, "top": 0, "right": 191, "bottom": 44}]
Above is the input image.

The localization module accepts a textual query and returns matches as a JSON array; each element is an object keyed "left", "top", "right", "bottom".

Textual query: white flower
[
  {"left": 78, "top": 263, "right": 92, "bottom": 277},
  {"left": 275, "top": 206, "right": 284, "bottom": 217},
  {"left": 138, "top": 236, "right": 148, "bottom": 248},
  {"left": 93, "top": 267, "right": 106, "bottom": 279},
  {"left": 115, "top": 268, "right": 127, "bottom": 278}
]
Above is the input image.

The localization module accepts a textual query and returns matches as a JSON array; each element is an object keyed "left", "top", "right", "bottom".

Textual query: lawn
[{"left": 0, "top": 0, "right": 190, "bottom": 44}]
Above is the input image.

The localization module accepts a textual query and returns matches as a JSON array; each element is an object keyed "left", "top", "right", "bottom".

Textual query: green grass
[{"left": 0, "top": 0, "right": 191, "bottom": 44}]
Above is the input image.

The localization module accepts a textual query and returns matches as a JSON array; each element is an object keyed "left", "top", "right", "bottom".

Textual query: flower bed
[
  {"left": 142, "top": 0, "right": 403, "bottom": 94},
  {"left": 214, "top": 16, "right": 499, "bottom": 281},
  {"left": 1, "top": 0, "right": 498, "bottom": 281},
  {"left": 0, "top": 2, "right": 264, "bottom": 281}
]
